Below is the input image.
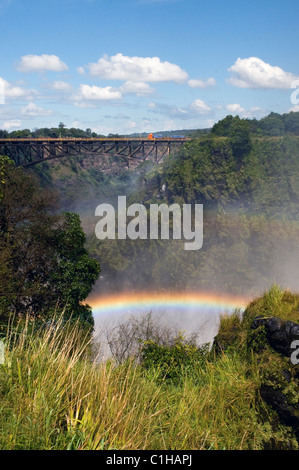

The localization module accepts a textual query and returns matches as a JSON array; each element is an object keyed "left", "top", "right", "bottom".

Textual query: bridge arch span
[{"left": 0, "top": 137, "right": 189, "bottom": 168}]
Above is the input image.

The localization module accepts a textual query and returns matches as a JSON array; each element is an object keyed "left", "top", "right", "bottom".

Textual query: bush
[{"left": 141, "top": 332, "right": 209, "bottom": 385}]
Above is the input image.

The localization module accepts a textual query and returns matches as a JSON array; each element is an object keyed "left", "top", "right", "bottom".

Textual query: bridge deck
[
  {"left": 0, "top": 137, "right": 189, "bottom": 168},
  {"left": 0, "top": 137, "right": 190, "bottom": 143}
]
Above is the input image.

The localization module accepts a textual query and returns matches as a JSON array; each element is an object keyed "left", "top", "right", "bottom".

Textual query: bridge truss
[{"left": 0, "top": 138, "right": 189, "bottom": 168}]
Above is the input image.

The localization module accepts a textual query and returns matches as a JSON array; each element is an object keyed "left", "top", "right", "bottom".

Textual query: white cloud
[
  {"left": 120, "top": 81, "right": 154, "bottom": 96},
  {"left": 77, "top": 66, "right": 85, "bottom": 75},
  {"left": 21, "top": 102, "right": 53, "bottom": 117},
  {"left": 0, "top": 78, "right": 25, "bottom": 99},
  {"left": 17, "top": 54, "right": 68, "bottom": 73},
  {"left": 125, "top": 121, "right": 137, "bottom": 129},
  {"left": 228, "top": 57, "right": 299, "bottom": 89},
  {"left": 51, "top": 80, "right": 72, "bottom": 92},
  {"left": 190, "top": 99, "right": 211, "bottom": 114},
  {"left": 87, "top": 53, "right": 188, "bottom": 83},
  {"left": 188, "top": 77, "right": 216, "bottom": 88},
  {"left": 2, "top": 119, "right": 22, "bottom": 130},
  {"left": 71, "top": 84, "right": 122, "bottom": 107},
  {"left": 77, "top": 84, "right": 122, "bottom": 100},
  {"left": 148, "top": 102, "right": 192, "bottom": 119},
  {"left": 245, "top": 108, "right": 267, "bottom": 119},
  {"left": 226, "top": 103, "right": 246, "bottom": 114},
  {"left": 71, "top": 120, "right": 84, "bottom": 128},
  {"left": 0, "top": 77, "right": 36, "bottom": 101},
  {"left": 148, "top": 98, "right": 212, "bottom": 120},
  {"left": 157, "top": 120, "right": 177, "bottom": 131},
  {"left": 90, "top": 124, "right": 118, "bottom": 135},
  {"left": 225, "top": 103, "right": 266, "bottom": 119}
]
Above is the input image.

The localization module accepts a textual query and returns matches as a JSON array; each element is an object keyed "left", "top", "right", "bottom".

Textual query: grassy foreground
[{"left": 0, "top": 289, "right": 298, "bottom": 450}]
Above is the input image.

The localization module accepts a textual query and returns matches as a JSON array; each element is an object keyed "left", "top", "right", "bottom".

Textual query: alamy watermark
[
  {"left": 290, "top": 340, "right": 299, "bottom": 365},
  {"left": 290, "top": 80, "right": 299, "bottom": 106},
  {"left": 95, "top": 196, "right": 203, "bottom": 251}
]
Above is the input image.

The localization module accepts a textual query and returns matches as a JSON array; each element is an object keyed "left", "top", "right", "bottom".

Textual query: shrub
[{"left": 141, "top": 332, "right": 209, "bottom": 385}]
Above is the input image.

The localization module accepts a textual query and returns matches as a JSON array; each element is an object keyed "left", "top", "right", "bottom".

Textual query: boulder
[
  {"left": 252, "top": 316, "right": 299, "bottom": 442},
  {"left": 252, "top": 316, "right": 299, "bottom": 357}
]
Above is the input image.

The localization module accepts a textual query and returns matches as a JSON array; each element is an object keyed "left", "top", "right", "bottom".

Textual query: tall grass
[
  {"left": 243, "top": 284, "right": 299, "bottom": 324},
  {"left": 0, "top": 315, "right": 294, "bottom": 450}
]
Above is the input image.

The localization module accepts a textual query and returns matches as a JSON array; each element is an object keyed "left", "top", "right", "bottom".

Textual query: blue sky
[{"left": 1, "top": 0, "right": 299, "bottom": 134}]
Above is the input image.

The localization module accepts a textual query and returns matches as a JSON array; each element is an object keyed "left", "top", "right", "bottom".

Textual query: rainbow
[{"left": 88, "top": 291, "right": 250, "bottom": 317}]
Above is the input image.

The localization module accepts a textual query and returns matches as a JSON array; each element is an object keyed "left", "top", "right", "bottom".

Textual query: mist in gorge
[
  {"left": 25, "top": 114, "right": 299, "bottom": 349},
  {"left": 86, "top": 205, "right": 299, "bottom": 350}
]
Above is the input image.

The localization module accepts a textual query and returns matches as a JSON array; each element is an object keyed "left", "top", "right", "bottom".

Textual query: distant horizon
[{"left": 1, "top": 108, "right": 298, "bottom": 136}]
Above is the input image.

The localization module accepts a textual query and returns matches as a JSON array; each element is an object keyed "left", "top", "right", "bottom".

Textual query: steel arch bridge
[{"left": 0, "top": 137, "right": 189, "bottom": 168}]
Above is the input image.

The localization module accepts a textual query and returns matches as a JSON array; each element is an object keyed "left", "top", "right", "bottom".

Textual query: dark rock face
[
  {"left": 260, "top": 385, "right": 299, "bottom": 441},
  {"left": 212, "top": 314, "right": 299, "bottom": 444},
  {"left": 252, "top": 316, "right": 299, "bottom": 357},
  {"left": 252, "top": 316, "right": 299, "bottom": 443}
]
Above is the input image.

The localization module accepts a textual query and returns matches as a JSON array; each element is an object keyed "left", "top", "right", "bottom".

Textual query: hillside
[
  {"left": 88, "top": 134, "right": 299, "bottom": 296},
  {"left": 20, "top": 111, "right": 299, "bottom": 298}
]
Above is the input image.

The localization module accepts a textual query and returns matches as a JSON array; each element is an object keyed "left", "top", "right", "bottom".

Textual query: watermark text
[
  {"left": 290, "top": 340, "right": 299, "bottom": 365},
  {"left": 95, "top": 196, "right": 203, "bottom": 251}
]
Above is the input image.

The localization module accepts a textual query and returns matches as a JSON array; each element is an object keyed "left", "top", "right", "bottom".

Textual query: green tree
[
  {"left": 49, "top": 212, "right": 100, "bottom": 326},
  {"left": 58, "top": 122, "right": 66, "bottom": 138},
  {"left": 9, "top": 129, "right": 32, "bottom": 138},
  {"left": 283, "top": 111, "right": 299, "bottom": 135},
  {"left": 258, "top": 112, "right": 285, "bottom": 136},
  {"left": 0, "top": 156, "right": 100, "bottom": 331},
  {"left": 229, "top": 118, "right": 252, "bottom": 162},
  {"left": 211, "top": 114, "right": 235, "bottom": 136}
]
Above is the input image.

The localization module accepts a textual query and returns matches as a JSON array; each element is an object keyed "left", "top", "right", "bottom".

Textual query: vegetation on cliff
[{"left": 86, "top": 119, "right": 299, "bottom": 295}]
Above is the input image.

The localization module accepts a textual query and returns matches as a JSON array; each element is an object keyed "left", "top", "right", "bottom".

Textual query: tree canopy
[{"left": 0, "top": 156, "right": 100, "bottom": 331}]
